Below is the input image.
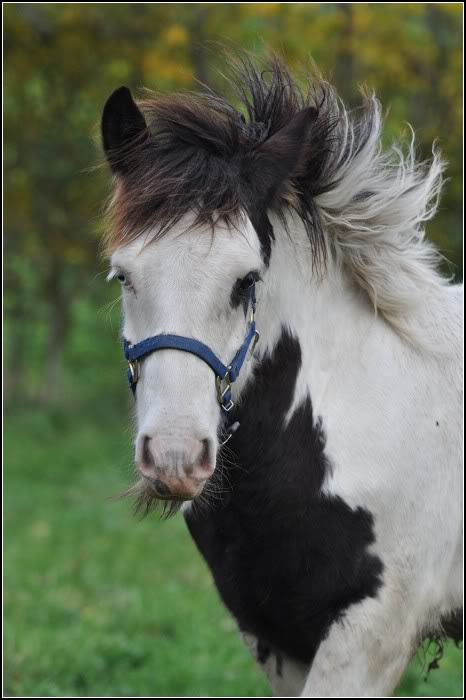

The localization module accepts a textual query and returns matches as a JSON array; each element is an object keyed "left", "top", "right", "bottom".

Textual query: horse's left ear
[
  {"left": 247, "top": 106, "right": 318, "bottom": 201},
  {"left": 101, "top": 86, "right": 147, "bottom": 174}
]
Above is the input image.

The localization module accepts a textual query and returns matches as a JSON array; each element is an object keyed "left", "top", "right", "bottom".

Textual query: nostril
[
  {"left": 194, "top": 438, "right": 215, "bottom": 477},
  {"left": 153, "top": 479, "right": 171, "bottom": 497},
  {"left": 142, "top": 435, "right": 154, "bottom": 468},
  {"left": 200, "top": 439, "right": 210, "bottom": 467}
]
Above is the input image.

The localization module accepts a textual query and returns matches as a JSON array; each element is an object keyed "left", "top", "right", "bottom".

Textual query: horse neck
[{"left": 254, "top": 214, "right": 382, "bottom": 413}]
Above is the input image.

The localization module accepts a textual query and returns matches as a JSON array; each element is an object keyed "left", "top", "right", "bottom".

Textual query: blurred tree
[
  {"left": 4, "top": 4, "right": 158, "bottom": 400},
  {"left": 334, "top": 4, "right": 355, "bottom": 105},
  {"left": 4, "top": 2, "right": 463, "bottom": 403}
]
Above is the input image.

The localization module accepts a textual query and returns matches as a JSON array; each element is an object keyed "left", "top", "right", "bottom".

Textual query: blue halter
[{"left": 123, "top": 282, "right": 259, "bottom": 412}]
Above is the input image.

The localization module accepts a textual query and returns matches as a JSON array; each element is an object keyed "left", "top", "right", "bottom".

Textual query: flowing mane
[{"left": 105, "top": 54, "right": 448, "bottom": 338}]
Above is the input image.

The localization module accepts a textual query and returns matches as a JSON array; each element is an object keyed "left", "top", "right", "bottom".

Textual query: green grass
[{"left": 4, "top": 405, "right": 463, "bottom": 696}]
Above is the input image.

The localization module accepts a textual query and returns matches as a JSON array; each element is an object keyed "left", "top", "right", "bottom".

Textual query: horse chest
[
  {"left": 185, "top": 462, "right": 383, "bottom": 665},
  {"left": 184, "top": 331, "right": 383, "bottom": 665}
]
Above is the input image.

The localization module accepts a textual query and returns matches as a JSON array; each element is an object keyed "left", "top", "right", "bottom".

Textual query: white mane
[
  {"left": 314, "top": 91, "right": 449, "bottom": 341},
  {"left": 104, "top": 56, "right": 453, "bottom": 345}
]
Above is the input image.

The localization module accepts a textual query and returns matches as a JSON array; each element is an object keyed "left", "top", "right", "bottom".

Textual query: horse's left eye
[{"left": 239, "top": 272, "right": 259, "bottom": 291}]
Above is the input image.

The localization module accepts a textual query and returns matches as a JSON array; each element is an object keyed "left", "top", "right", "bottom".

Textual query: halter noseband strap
[{"left": 123, "top": 282, "right": 259, "bottom": 412}]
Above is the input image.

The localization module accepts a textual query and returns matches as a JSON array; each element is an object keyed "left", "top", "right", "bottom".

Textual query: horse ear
[
  {"left": 250, "top": 106, "right": 317, "bottom": 200},
  {"left": 101, "top": 86, "right": 147, "bottom": 174}
]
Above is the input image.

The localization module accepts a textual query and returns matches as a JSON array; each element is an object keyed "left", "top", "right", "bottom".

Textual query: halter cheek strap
[{"left": 122, "top": 282, "right": 259, "bottom": 413}]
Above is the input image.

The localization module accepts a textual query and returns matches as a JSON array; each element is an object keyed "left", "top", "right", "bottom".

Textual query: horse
[{"left": 100, "top": 55, "right": 463, "bottom": 697}]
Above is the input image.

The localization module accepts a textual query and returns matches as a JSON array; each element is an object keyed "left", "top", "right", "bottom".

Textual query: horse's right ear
[{"left": 101, "top": 86, "right": 147, "bottom": 174}]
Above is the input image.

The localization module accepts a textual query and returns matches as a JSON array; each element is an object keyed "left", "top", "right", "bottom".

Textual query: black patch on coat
[
  {"left": 185, "top": 329, "right": 384, "bottom": 666},
  {"left": 422, "top": 608, "right": 463, "bottom": 676},
  {"left": 425, "top": 608, "right": 463, "bottom": 647},
  {"left": 256, "top": 638, "right": 272, "bottom": 665},
  {"left": 439, "top": 608, "right": 463, "bottom": 644},
  {"left": 275, "top": 651, "right": 283, "bottom": 678},
  {"left": 256, "top": 639, "right": 283, "bottom": 678}
]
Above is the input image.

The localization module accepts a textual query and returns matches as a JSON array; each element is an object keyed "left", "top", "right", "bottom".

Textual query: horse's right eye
[{"left": 116, "top": 272, "right": 131, "bottom": 288}]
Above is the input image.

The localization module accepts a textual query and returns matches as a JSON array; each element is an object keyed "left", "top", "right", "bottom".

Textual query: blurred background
[{"left": 4, "top": 3, "right": 463, "bottom": 696}]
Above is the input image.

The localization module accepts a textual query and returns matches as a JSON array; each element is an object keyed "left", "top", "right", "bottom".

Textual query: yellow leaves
[
  {"left": 402, "top": 3, "right": 425, "bottom": 17},
  {"left": 63, "top": 245, "right": 88, "bottom": 265},
  {"left": 60, "top": 5, "right": 83, "bottom": 25},
  {"left": 3, "top": 1, "right": 463, "bottom": 278},
  {"left": 162, "top": 24, "right": 189, "bottom": 47},
  {"left": 142, "top": 49, "right": 192, "bottom": 87},
  {"left": 353, "top": 4, "right": 373, "bottom": 34},
  {"left": 440, "top": 3, "right": 463, "bottom": 20},
  {"left": 246, "top": 3, "right": 281, "bottom": 18}
]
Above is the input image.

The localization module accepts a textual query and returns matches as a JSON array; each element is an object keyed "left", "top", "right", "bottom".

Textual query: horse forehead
[{"left": 111, "top": 216, "right": 261, "bottom": 275}]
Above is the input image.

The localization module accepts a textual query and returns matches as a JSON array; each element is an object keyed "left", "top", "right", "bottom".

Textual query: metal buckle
[
  {"left": 128, "top": 359, "right": 139, "bottom": 384},
  {"left": 250, "top": 330, "right": 260, "bottom": 356},
  {"left": 216, "top": 368, "right": 234, "bottom": 411},
  {"left": 126, "top": 343, "right": 139, "bottom": 385}
]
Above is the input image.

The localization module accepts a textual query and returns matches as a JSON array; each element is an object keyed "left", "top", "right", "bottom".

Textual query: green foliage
[
  {"left": 4, "top": 2, "right": 463, "bottom": 400},
  {"left": 4, "top": 408, "right": 463, "bottom": 697},
  {"left": 4, "top": 3, "right": 462, "bottom": 398}
]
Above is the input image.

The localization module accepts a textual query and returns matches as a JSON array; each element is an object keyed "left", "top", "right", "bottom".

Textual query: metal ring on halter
[
  {"left": 125, "top": 343, "right": 139, "bottom": 385},
  {"left": 216, "top": 369, "right": 234, "bottom": 411},
  {"left": 250, "top": 330, "right": 260, "bottom": 356},
  {"left": 128, "top": 358, "right": 139, "bottom": 384}
]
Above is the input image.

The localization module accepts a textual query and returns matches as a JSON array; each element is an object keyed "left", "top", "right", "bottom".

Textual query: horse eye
[
  {"left": 239, "top": 272, "right": 258, "bottom": 291},
  {"left": 116, "top": 272, "right": 129, "bottom": 286}
]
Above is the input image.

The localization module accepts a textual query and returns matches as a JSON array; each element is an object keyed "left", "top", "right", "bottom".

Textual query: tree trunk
[
  {"left": 4, "top": 231, "right": 29, "bottom": 403},
  {"left": 4, "top": 298, "right": 28, "bottom": 403}
]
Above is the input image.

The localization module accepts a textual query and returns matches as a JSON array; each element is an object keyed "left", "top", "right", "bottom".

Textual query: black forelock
[{"left": 104, "top": 53, "right": 351, "bottom": 267}]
